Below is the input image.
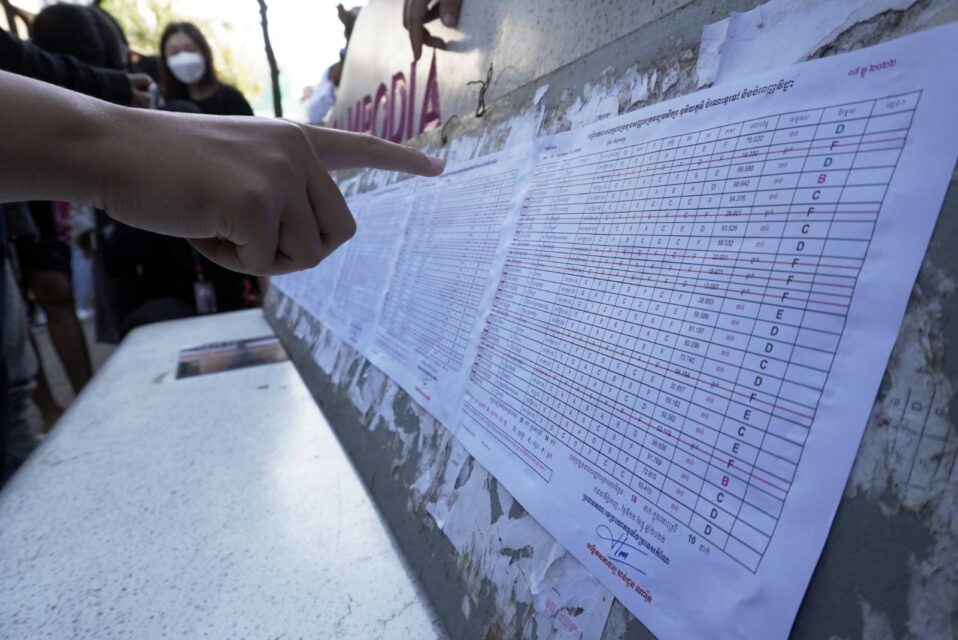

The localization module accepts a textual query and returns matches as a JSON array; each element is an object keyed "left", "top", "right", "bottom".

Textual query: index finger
[
  {"left": 440, "top": 0, "right": 462, "bottom": 27},
  {"left": 128, "top": 72, "right": 152, "bottom": 89},
  {"left": 405, "top": 0, "right": 429, "bottom": 60},
  {"left": 303, "top": 126, "right": 445, "bottom": 176}
]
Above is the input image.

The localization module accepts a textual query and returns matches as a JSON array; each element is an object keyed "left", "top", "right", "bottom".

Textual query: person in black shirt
[
  {"left": 0, "top": 16, "right": 150, "bottom": 482},
  {"left": 159, "top": 22, "right": 253, "bottom": 117},
  {"left": 16, "top": 4, "right": 118, "bottom": 422},
  {"left": 157, "top": 22, "right": 260, "bottom": 315},
  {"left": 0, "top": 24, "right": 149, "bottom": 107}
]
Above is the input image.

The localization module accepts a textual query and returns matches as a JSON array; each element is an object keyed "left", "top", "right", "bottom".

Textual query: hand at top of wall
[{"left": 403, "top": 0, "right": 463, "bottom": 61}]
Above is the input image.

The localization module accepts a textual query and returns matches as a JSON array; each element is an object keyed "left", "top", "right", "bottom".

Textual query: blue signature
[{"left": 595, "top": 524, "right": 647, "bottom": 575}]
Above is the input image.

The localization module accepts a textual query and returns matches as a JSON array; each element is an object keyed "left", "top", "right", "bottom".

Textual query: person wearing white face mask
[
  {"left": 158, "top": 22, "right": 253, "bottom": 117},
  {"left": 158, "top": 22, "right": 259, "bottom": 315}
]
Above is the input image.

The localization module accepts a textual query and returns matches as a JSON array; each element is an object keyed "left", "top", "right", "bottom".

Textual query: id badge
[{"left": 193, "top": 281, "right": 218, "bottom": 315}]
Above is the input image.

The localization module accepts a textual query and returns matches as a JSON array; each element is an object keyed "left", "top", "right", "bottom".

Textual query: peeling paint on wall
[
  {"left": 269, "top": 297, "right": 615, "bottom": 638},
  {"left": 694, "top": 0, "right": 919, "bottom": 87}
]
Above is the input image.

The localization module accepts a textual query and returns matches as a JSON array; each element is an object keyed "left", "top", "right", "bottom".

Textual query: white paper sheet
[
  {"left": 325, "top": 184, "right": 415, "bottom": 350},
  {"left": 270, "top": 269, "right": 303, "bottom": 304},
  {"left": 695, "top": 0, "right": 915, "bottom": 88},
  {"left": 283, "top": 23, "right": 957, "bottom": 640},
  {"left": 281, "top": 198, "right": 356, "bottom": 324},
  {"left": 454, "top": 24, "right": 958, "bottom": 640},
  {"left": 364, "top": 148, "right": 532, "bottom": 424}
]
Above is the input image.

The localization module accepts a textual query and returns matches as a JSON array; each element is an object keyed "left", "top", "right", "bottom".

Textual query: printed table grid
[
  {"left": 328, "top": 191, "right": 409, "bottom": 337},
  {"left": 375, "top": 169, "right": 518, "bottom": 375},
  {"left": 465, "top": 91, "right": 919, "bottom": 571}
]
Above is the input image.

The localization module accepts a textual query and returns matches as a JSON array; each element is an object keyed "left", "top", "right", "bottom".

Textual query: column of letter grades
[{"left": 462, "top": 91, "right": 919, "bottom": 572}]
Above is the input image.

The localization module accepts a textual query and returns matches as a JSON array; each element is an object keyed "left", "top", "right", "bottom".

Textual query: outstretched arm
[{"left": 0, "top": 70, "right": 443, "bottom": 275}]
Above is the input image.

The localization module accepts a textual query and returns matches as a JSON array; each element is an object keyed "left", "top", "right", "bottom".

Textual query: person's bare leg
[
  {"left": 28, "top": 271, "right": 92, "bottom": 394},
  {"left": 28, "top": 335, "right": 63, "bottom": 433}
]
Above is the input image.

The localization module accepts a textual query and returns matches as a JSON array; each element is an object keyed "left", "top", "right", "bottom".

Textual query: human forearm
[
  {"left": 0, "top": 70, "right": 444, "bottom": 275},
  {"left": 0, "top": 69, "right": 115, "bottom": 207}
]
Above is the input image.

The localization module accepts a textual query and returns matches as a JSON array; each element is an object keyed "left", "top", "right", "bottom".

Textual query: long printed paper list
[
  {"left": 272, "top": 24, "right": 958, "bottom": 640},
  {"left": 366, "top": 154, "right": 524, "bottom": 423},
  {"left": 465, "top": 95, "right": 911, "bottom": 569}
]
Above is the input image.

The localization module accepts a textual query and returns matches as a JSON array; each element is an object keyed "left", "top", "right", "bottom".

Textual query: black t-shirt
[
  {"left": 184, "top": 83, "right": 257, "bottom": 310},
  {"left": 0, "top": 28, "right": 131, "bottom": 105},
  {"left": 193, "top": 83, "right": 254, "bottom": 117}
]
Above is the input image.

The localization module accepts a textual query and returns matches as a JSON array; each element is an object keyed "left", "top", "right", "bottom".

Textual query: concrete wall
[
  {"left": 267, "top": 1, "right": 958, "bottom": 637},
  {"left": 330, "top": 0, "right": 697, "bottom": 136}
]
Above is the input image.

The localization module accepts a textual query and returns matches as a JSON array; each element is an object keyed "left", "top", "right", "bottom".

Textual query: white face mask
[{"left": 167, "top": 51, "right": 206, "bottom": 85}]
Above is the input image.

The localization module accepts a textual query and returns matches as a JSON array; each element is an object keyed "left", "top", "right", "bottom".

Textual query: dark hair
[
  {"left": 90, "top": 7, "right": 130, "bottom": 70},
  {"left": 159, "top": 22, "right": 218, "bottom": 100},
  {"left": 31, "top": 4, "right": 107, "bottom": 67}
]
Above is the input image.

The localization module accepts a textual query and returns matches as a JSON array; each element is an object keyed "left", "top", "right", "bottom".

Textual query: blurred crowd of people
[{"left": 1, "top": 4, "right": 264, "bottom": 482}]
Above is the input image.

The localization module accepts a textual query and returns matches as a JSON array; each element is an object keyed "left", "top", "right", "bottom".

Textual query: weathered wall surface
[
  {"left": 267, "top": 1, "right": 958, "bottom": 637},
  {"left": 331, "top": 0, "right": 698, "bottom": 138}
]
